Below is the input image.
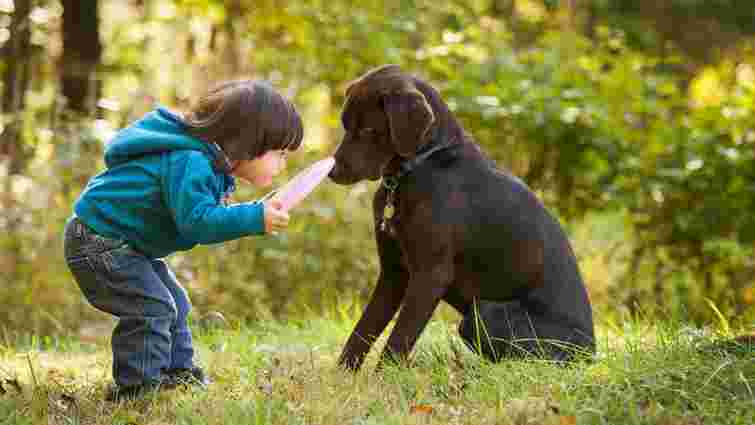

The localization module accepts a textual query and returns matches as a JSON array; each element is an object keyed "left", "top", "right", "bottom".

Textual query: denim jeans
[{"left": 63, "top": 216, "right": 195, "bottom": 387}]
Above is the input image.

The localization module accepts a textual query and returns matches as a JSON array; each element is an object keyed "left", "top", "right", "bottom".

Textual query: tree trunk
[
  {"left": 564, "top": 0, "right": 578, "bottom": 32},
  {"left": 489, "top": 0, "right": 515, "bottom": 19},
  {"left": 0, "top": 0, "right": 34, "bottom": 295},
  {"left": 222, "top": 0, "right": 244, "bottom": 78},
  {"left": 584, "top": 1, "right": 597, "bottom": 39},
  {"left": 1, "top": 0, "right": 33, "bottom": 175},
  {"left": 61, "top": 0, "right": 102, "bottom": 114}
]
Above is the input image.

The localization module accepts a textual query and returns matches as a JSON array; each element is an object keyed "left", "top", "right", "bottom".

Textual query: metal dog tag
[
  {"left": 380, "top": 176, "right": 399, "bottom": 234},
  {"left": 380, "top": 203, "right": 395, "bottom": 233},
  {"left": 384, "top": 203, "right": 395, "bottom": 219}
]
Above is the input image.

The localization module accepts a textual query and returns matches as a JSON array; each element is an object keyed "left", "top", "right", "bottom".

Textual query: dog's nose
[
  {"left": 328, "top": 159, "right": 350, "bottom": 183},
  {"left": 328, "top": 161, "right": 341, "bottom": 179}
]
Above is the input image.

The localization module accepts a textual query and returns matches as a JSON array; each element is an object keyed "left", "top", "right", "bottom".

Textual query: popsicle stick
[{"left": 258, "top": 189, "right": 278, "bottom": 203}]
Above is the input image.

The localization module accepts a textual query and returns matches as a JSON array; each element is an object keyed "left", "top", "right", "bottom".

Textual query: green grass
[{"left": 0, "top": 318, "right": 752, "bottom": 425}]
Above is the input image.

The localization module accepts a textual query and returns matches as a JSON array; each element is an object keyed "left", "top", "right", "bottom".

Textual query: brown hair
[{"left": 183, "top": 80, "right": 303, "bottom": 164}]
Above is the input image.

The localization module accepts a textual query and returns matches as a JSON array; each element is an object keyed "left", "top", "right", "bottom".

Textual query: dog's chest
[
  {"left": 376, "top": 205, "right": 410, "bottom": 267},
  {"left": 396, "top": 229, "right": 412, "bottom": 270}
]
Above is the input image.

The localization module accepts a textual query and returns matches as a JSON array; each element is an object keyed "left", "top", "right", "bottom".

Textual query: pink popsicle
[{"left": 271, "top": 157, "right": 335, "bottom": 212}]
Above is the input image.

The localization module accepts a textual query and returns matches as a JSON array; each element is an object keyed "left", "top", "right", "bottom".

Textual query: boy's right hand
[{"left": 263, "top": 200, "right": 289, "bottom": 234}]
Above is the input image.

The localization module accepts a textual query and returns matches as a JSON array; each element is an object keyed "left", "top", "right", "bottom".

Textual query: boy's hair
[{"left": 183, "top": 80, "right": 303, "bottom": 162}]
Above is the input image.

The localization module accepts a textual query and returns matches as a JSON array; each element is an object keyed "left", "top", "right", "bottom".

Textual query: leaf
[
  {"left": 705, "top": 298, "right": 732, "bottom": 337},
  {"left": 8, "top": 379, "right": 21, "bottom": 393},
  {"left": 560, "top": 416, "right": 577, "bottom": 425},
  {"left": 198, "top": 311, "right": 228, "bottom": 331},
  {"left": 638, "top": 400, "right": 662, "bottom": 417},
  {"left": 409, "top": 404, "right": 434, "bottom": 415},
  {"left": 0, "top": 378, "right": 21, "bottom": 395},
  {"left": 209, "top": 342, "right": 226, "bottom": 352},
  {"left": 257, "top": 381, "right": 273, "bottom": 397},
  {"left": 742, "top": 285, "right": 754, "bottom": 305}
]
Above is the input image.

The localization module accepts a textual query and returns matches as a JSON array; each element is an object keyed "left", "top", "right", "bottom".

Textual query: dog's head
[{"left": 329, "top": 65, "right": 436, "bottom": 184}]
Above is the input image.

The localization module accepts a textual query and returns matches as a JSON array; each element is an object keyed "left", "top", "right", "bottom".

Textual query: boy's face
[{"left": 231, "top": 149, "right": 287, "bottom": 187}]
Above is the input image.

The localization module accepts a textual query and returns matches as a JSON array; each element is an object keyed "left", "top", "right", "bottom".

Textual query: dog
[{"left": 329, "top": 65, "right": 595, "bottom": 370}]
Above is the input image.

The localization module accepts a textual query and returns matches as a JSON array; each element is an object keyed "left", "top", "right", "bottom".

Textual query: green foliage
[
  {"left": 598, "top": 0, "right": 755, "bottom": 35},
  {"left": 590, "top": 0, "right": 755, "bottom": 60},
  {"left": 1, "top": 0, "right": 754, "bottom": 332}
]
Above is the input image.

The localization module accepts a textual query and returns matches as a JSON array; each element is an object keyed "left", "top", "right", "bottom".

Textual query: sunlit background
[{"left": 1, "top": 0, "right": 753, "bottom": 337}]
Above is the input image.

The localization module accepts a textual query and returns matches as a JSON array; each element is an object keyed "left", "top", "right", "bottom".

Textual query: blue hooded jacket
[{"left": 74, "top": 107, "right": 265, "bottom": 259}]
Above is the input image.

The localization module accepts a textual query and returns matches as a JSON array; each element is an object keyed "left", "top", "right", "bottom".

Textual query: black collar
[
  {"left": 381, "top": 133, "right": 455, "bottom": 192},
  {"left": 378, "top": 134, "right": 456, "bottom": 233}
]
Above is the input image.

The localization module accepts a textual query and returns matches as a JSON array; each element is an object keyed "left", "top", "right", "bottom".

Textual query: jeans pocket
[
  {"left": 98, "top": 244, "right": 147, "bottom": 273},
  {"left": 63, "top": 219, "right": 87, "bottom": 258},
  {"left": 66, "top": 256, "right": 101, "bottom": 306}
]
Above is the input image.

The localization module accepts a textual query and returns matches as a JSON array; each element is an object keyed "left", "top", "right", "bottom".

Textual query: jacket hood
[{"left": 104, "top": 107, "right": 215, "bottom": 168}]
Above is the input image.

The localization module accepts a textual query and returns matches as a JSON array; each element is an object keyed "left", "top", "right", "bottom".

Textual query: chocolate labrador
[{"left": 329, "top": 65, "right": 595, "bottom": 370}]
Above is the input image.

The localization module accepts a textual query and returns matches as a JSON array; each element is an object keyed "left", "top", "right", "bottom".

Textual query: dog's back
[{"left": 409, "top": 141, "right": 595, "bottom": 351}]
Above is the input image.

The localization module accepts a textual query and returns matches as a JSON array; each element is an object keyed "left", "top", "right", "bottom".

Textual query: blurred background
[{"left": 0, "top": 0, "right": 753, "bottom": 337}]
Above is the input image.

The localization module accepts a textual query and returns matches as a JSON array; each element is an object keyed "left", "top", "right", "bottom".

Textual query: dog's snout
[{"left": 328, "top": 159, "right": 347, "bottom": 181}]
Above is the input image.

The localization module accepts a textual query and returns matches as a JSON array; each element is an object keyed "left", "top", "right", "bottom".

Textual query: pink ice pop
[{"left": 271, "top": 157, "right": 335, "bottom": 212}]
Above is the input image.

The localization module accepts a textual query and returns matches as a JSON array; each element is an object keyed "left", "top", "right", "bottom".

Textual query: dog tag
[
  {"left": 381, "top": 176, "right": 398, "bottom": 234},
  {"left": 384, "top": 203, "right": 395, "bottom": 219},
  {"left": 380, "top": 203, "right": 395, "bottom": 233}
]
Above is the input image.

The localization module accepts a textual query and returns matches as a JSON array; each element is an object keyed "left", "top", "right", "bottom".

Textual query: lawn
[{"left": 0, "top": 317, "right": 752, "bottom": 425}]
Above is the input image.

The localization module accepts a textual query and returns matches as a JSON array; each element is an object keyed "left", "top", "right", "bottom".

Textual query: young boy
[{"left": 63, "top": 80, "right": 303, "bottom": 401}]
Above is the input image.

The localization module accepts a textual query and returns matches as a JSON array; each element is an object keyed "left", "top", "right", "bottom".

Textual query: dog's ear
[{"left": 383, "top": 88, "right": 435, "bottom": 157}]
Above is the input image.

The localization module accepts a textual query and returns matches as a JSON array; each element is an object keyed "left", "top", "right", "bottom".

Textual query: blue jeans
[{"left": 63, "top": 216, "right": 195, "bottom": 387}]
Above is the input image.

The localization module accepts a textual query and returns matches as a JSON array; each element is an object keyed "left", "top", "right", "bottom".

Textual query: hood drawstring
[{"left": 211, "top": 142, "right": 234, "bottom": 174}]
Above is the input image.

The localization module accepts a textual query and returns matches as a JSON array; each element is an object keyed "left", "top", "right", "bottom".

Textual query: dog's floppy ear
[{"left": 383, "top": 88, "right": 435, "bottom": 157}]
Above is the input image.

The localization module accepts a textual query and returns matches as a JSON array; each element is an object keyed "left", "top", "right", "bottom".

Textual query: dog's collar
[
  {"left": 379, "top": 136, "right": 455, "bottom": 233},
  {"left": 382, "top": 141, "right": 453, "bottom": 189}
]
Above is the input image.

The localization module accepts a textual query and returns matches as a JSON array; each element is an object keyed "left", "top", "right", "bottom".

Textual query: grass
[{"left": 0, "top": 317, "right": 752, "bottom": 425}]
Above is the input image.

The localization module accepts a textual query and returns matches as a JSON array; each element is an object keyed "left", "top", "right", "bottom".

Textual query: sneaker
[
  {"left": 165, "top": 367, "right": 210, "bottom": 389},
  {"left": 105, "top": 379, "right": 172, "bottom": 402}
]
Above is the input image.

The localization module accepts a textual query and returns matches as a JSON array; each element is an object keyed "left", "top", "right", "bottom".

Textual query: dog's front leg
[
  {"left": 338, "top": 268, "right": 408, "bottom": 371},
  {"left": 378, "top": 261, "right": 453, "bottom": 367}
]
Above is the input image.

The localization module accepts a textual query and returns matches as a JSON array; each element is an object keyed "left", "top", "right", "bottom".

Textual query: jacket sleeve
[{"left": 163, "top": 150, "right": 266, "bottom": 244}]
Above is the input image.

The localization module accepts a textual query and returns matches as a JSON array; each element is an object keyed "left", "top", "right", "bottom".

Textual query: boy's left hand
[{"left": 263, "top": 200, "right": 289, "bottom": 234}]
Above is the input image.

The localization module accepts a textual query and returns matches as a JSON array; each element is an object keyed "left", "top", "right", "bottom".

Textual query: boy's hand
[{"left": 263, "top": 200, "right": 289, "bottom": 234}]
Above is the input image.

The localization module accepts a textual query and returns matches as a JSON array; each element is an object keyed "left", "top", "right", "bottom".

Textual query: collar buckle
[{"left": 382, "top": 176, "right": 399, "bottom": 192}]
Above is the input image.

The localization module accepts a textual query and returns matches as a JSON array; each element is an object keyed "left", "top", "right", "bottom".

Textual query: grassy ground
[{"left": 0, "top": 317, "right": 752, "bottom": 425}]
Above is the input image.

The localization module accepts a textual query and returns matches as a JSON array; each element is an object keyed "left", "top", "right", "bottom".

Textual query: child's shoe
[
  {"left": 105, "top": 379, "right": 172, "bottom": 402},
  {"left": 166, "top": 366, "right": 210, "bottom": 389}
]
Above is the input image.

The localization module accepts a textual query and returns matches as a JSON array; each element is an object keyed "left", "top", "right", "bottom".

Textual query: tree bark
[
  {"left": 1, "top": 0, "right": 33, "bottom": 174},
  {"left": 0, "top": 0, "right": 34, "bottom": 294},
  {"left": 222, "top": 0, "right": 244, "bottom": 78},
  {"left": 61, "top": 0, "right": 102, "bottom": 114},
  {"left": 489, "top": 0, "right": 515, "bottom": 19}
]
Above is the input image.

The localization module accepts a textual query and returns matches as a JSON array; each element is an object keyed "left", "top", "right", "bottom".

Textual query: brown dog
[{"left": 329, "top": 65, "right": 595, "bottom": 370}]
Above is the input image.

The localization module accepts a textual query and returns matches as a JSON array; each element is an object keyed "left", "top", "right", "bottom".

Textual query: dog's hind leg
[
  {"left": 457, "top": 299, "right": 595, "bottom": 362},
  {"left": 442, "top": 286, "right": 471, "bottom": 316}
]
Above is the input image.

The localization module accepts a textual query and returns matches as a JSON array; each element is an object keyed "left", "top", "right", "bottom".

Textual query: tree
[
  {"left": 61, "top": 0, "right": 102, "bottom": 114},
  {"left": 1, "top": 0, "right": 32, "bottom": 174}
]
